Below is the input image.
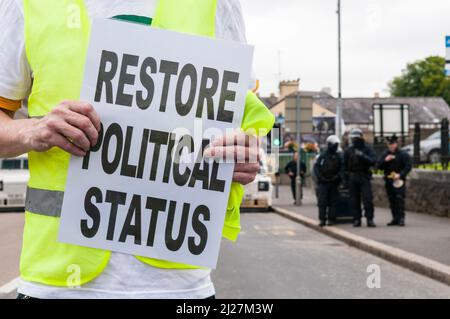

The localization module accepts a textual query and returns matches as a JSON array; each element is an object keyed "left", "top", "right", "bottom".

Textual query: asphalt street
[
  {"left": 1, "top": 211, "right": 450, "bottom": 299},
  {"left": 213, "top": 213, "right": 450, "bottom": 299},
  {"left": 0, "top": 213, "right": 23, "bottom": 286}
]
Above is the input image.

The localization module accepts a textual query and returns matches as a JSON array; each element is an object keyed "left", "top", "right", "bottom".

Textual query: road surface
[
  {"left": 1, "top": 211, "right": 449, "bottom": 299},
  {"left": 212, "top": 213, "right": 450, "bottom": 298}
]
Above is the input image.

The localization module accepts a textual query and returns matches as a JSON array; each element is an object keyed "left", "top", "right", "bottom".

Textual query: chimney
[
  {"left": 279, "top": 79, "right": 300, "bottom": 99},
  {"left": 321, "top": 87, "right": 332, "bottom": 96}
]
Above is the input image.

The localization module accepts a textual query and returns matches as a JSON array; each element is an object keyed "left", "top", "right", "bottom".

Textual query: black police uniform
[
  {"left": 377, "top": 148, "right": 412, "bottom": 223},
  {"left": 284, "top": 159, "right": 307, "bottom": 200},
  {"left": 344, "top": 141, "right": 376, "bottom": 222},
  {"left": 314, "top": 150, "right": 344, "bottom": 223}
]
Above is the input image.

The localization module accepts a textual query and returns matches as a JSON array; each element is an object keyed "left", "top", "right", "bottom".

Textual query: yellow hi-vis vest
[{"left": 21, "top": 0, "right": 275, "bottom": 287}]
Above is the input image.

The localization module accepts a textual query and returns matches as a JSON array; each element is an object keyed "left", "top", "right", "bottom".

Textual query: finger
[
  {"left": 49, "top": 119, "right": 91, "bottom": 151},
  {"left": 232, "top": 172, "right": 257, "bottom": 185},
  {"left": 234, "top": 163, "right": 260, "bottom": 173},
  {"left": 204, "top": 145, "right": 260, "bottom": 163},
  {"left": 49, "top": 132, "right": 86, "bottom": 157},
  {"left": 64, "top": 101, "right": 101, "bottom": 132},
  {"left": 63, "top": 111, "right": 99, "bottom": 147},
  {"left": 211, "top": 130, "right": 259, "bottom": 148}
]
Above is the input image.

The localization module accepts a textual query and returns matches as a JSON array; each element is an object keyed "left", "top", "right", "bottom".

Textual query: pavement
[{"left": 272, "top": 185, "right": 450, "bottom": 285}]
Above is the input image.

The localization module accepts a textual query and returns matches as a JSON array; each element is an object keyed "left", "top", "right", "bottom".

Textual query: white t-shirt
[{"left": 0, "top": 0, "right": 247, "bottom": 299}]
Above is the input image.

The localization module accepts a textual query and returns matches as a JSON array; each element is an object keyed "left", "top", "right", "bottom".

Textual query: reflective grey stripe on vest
[{"left": 25, "top": 187, "right": 64, "bottom": 217}]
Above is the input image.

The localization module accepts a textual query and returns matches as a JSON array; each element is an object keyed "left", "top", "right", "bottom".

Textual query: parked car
[
  {"left": 241, "top": 150, "right": 273, "bottom": 211},
  {"left": 402, "top": 131, "right": 450, "bottom": 164},
  {"left": 0, "top": 154, "right": 29, "bottom": 212}
]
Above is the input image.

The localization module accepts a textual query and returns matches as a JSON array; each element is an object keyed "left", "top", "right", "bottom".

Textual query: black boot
[
  {"left": 353, "top": 219, "right": 362, "bottom": 227},
  {"left": 387, "top": 220, "right": 399, "bottom": 226},
  {"left": 319, "top": 220, "right": 326, "bottom": 227},
  {"left": 398, "top": 218, "right": 405, "bottom": 227},
  {"left": 367, "top": 219, "right": 377, "bottom": 228}
]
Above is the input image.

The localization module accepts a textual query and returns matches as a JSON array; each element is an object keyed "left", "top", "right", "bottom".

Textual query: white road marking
[{"left": 0, "top": 277, "right": 20, "bottom": 295}]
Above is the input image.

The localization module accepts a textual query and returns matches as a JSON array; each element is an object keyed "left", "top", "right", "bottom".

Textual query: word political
[
  {"left": 95, "top": 50, "right": 239, "bottom": 123},
  {"left": 82, "top": 123, "right": 226, "bottom": 193}
]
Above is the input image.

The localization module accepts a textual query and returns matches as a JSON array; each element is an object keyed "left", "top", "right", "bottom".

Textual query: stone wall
[{"left": 372, "top": 170, "right": 450, "bottom": 217}]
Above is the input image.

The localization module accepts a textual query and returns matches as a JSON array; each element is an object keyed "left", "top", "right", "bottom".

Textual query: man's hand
[
  {"left": 20, "top": 101, "right": 101, "bottom": 157},
  {"left": 232, "top": 162, "right": 260, "bottom": 185},
  {"left": 204, "top": 130, "right": 260, "bottom": 185},
  {"left": 385, "top": 154, "right": 396, "bottom": 162}
]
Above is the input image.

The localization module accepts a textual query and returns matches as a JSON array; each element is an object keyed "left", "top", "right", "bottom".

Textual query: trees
[{"left": 388, "top": 56, "right": 450, "bottom": 106}]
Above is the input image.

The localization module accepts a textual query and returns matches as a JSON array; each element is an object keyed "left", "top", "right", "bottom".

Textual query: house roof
[
  {"left": 259, "top": 95, "right": 279, "bottom": 108},
  {"left": 314, "top": 97, "right": 450, "bottom": 124},
  {"left": 265, "top": 90, "right": 333, "bottom": 109}
]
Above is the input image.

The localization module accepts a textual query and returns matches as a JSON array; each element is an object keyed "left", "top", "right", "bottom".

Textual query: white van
[
  {"left": 241, "top": 150, "right": 273, "bottom": 211},
  {"left": 0, "top": 154, "right": 29, "bottom": 211}
]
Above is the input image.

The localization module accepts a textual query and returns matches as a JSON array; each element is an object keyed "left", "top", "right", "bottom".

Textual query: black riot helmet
[
  {"left": 326, "top": 135, "right": 340, "bottom": 154},
  {"left": 349, "top": 128, "right": 364, "bottom": 149}
]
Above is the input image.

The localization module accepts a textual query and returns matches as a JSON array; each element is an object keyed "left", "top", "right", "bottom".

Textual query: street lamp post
[
  {"left": 336, "top": 0, "right": 343, "bottom": 137},
  {"left": 295, "top": 93, "right": 302, "bottom": 206}
]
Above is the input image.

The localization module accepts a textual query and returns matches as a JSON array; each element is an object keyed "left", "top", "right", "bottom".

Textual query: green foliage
[
  {"left": 388, "top": 56, "right": 450, "bottom": 106},
  {"left": 417, "top": 164, "right": 450, "bottom": 171}
]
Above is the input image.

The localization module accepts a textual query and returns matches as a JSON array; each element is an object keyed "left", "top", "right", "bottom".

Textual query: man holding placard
[{"left": 0, "top": 0, "right": 274, "bottom": 299}]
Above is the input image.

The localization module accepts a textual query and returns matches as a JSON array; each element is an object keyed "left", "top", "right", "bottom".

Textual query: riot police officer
[
  {"left": 314, "top": 135, "right": 344, "bottom": 227},
  {"left": 377, "top": 135, "right": 412, "bottom": 227},
  {"left": 344, "top": 128, "right": 377, "bottom": 228}
]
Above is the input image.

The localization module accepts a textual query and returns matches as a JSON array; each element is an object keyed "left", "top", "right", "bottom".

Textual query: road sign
[
  {"left": 373, "top": 104, "right": 410, "bottom": 137},
  {"left": 446, "top": 36, "right": 450, "bottom": 76}
]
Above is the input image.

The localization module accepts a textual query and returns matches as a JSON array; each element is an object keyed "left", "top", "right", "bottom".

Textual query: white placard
[{"left": 58, "top": 18, "right": 253, "bottom": 268}]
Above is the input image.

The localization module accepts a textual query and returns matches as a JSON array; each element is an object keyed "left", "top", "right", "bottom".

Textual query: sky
[{"left": 240, "top": 0, "right": 450, "bottom": 98}]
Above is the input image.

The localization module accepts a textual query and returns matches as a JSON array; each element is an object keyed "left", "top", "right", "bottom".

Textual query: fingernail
[{"left": 204, "top": 148, "right": 212, "bottom": 158}]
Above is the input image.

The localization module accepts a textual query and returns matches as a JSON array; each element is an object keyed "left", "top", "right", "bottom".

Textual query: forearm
[
  {"left": 377, "top": 158, "right": 386, "bottom": 170},
  {"left": 361, "top": 153, "right": 376, "bottom": 166},
  {"left": 0, "top": 110, "right": 36, "bottom": 158},
  {"left": 400, "top": 157, "right": 413, "bottom": 179},
  {"left": 1, "top": 101, "right": 101, "bottom": 159}
]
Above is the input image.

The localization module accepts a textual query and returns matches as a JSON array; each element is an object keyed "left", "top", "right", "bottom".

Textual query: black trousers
[
  {"left": 348, "top": 174, "right": 374, "bottom": 221},
  {"left": 385, "top": 180, "right": 406, "bottom": 221},
  {"left": 290, "top": 176, "right": 303, "bottom": 200},
  {"left": 318, "top": 182, "right": 338, "bottom": 222},
  {"left": 290, "top": 177, "right": 296, "bottom": 200}
]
